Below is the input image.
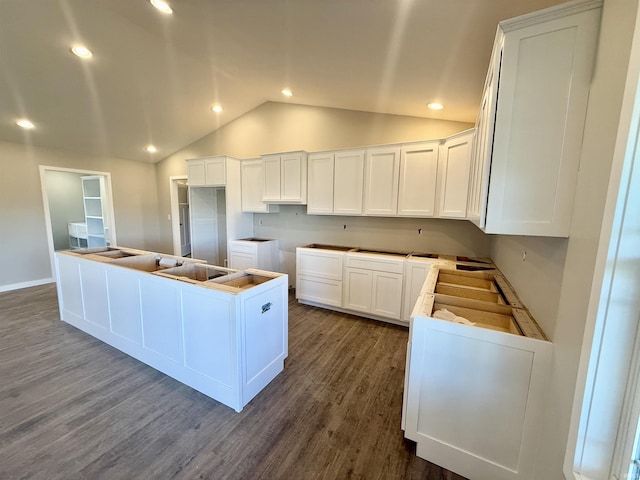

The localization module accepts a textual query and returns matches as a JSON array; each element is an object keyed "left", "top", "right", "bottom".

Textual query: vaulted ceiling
[{"left": 0, "top": 0, "right": 566, "bottom": 163}]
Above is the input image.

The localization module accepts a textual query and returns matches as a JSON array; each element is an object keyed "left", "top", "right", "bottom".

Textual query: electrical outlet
[
  {"left": 259, "top": 219, "right": 264, "bottom": 226},
  {"left": 418, "top": 228, "right": 422, "bottom": 235},
  {"left": 522, "top": 250, "right": 527, "bottom": 261},
  {"left": 167, "top": 214, "right": 171, "bottom": 221}
]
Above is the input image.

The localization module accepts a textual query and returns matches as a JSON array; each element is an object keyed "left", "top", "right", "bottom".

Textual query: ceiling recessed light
[
  {"left": 427, "top": 102, "right": 444, "bottom": 110},
  {"left": 211, "top": 105, "right": 223, "bottom": 113},
  {"left": 281, "top": 89, "right": 293, "bottom": 97},
  {"left": 150, "top": 0, "right": 173, "bottom": 14},
  {"left": 145, "top": 145, "right": 157, "bottom": 153},
  {"left": 70, "top": 45, "right": 92, "bottom": 59},
  {"left": 16, "top": 119, "right": 35, "bottom": 129}
]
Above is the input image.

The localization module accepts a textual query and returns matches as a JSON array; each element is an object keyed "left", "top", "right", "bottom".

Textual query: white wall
[
  {"left": 255, "top": 205, "right": 491, "bottom": 282},
  {"left": 154, "top": 101, "right": 474, "bottom": 255},
  {"left": 0, "top": 140, "right": 161, "bottom": 290},
  {"left": 43, "top": 170, "right": 86, "bottom": 251},
  {"left": 489, "top": 0, "right": 639, "bottom": 477}
]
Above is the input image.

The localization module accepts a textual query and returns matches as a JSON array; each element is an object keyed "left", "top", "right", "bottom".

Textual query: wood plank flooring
[{"left": 0, "top": 284, "right": 467, "bottom": 480}]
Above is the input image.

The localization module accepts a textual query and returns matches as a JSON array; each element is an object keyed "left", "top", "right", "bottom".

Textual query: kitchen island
[{"left": 55, "top": 246, "right": 288, "bottom": 412}]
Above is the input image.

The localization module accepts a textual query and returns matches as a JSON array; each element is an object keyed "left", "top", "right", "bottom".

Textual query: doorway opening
[
  {"left": 39, "top": 166, "right": 117, "bottom": 277},
  {"left": 169, "top": 176, "right": 191, "bottom": 257}
]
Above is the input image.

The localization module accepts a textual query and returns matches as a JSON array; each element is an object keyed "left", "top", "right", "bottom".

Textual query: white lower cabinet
[
  {"left": 296, "top": 247, "right": 345, "bottom": 307},
  {"left": 401, "top": 257, "right": 436, "bottom": 322},
  {"left": 229, "top": 238, "right": 279, "bottom": 271},
  {"left": 343, "top": 252, "right": 404, "bottom": 321}
]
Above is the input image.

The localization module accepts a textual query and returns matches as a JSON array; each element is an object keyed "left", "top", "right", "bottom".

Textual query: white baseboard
[{"left": 0, "top": 277, "right": 55, "bottom": 293}]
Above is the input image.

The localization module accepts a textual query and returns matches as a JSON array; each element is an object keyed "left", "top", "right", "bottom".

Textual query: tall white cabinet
[
  {"left": 468, "top": 0, "right": 602, "bottom": 236},
  {"left": 187, "top": 156, "right": 253, "bottom": 265}
]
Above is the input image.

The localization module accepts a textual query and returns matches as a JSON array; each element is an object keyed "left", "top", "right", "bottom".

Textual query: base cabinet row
[{"left": 296, "top": 247, "right": 434, "bottom": 324}]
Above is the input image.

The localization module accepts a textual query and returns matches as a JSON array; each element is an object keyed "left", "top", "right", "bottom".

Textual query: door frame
[
  {"left": 39, "top": 165, "right": 117, "bottom": 279},
  {"left": 169, "top": 175, "right": 188, "bottom": 256}
]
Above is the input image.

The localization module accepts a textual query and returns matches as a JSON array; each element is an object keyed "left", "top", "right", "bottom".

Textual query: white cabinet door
[
  {"left": 187, "top": 157, "right": 226, "bottom": 186},
  {"left": 262, "top": 152, "right": 307, "bottom": 203},
  {"left": 334, "top": 149, "right": 365, "bottom": 215},
  {"left": 343, "top": 267, "right": 373, "bottom": 313},
  {"left": 484, "top": 9, "right": 600, "bottom": 236},
  {"left": 204, "top": 158, "right": 226, "bottom": 186},
  {"left": 187, "top": 159, "right": 207, "bottom": 186},
  {"left": 437, "top": 130, "right": 474, "bottom": 219},
  {"left": 281, "top": 152, "right": 307, "bottom": 202},
  {"left": 371, "top": 271, "right": 403, "bottom": 319},
  {"left": 364, "top": 146, "right": 401, "bottom": 216},
  {"left": 467, "top": 59, "right": 499, "bottom": 227},
  {"left": 402, "top": 261, "right": 432, "bottom": 322},
  {"left": 262, "top": 155, "right": 281, "bottom": 202},
  {"left": 190, "top": 187, "right": 219, "bottom": 264},
  {"left": 307, "top": 152, "right": 334, "bottom": 214},
  {"left": 241, "top": 159, "right": 278, "bottom": 213},
  {"left": 398, "top": 142, "right": 439, "bottom": 217}
]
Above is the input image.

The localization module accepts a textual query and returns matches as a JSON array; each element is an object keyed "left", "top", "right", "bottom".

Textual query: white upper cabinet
[
  {"left": 437, "top": 130, "right": 474, "bottom": 219},
  {"left": 308, "top": 149, "right": 365, "bottom": 215},
  {"left": 241, "top": 158, "right": 279, "bottom": 213},
  {"left": 364, "top": 146, "right": 401, "bottom": 216},
  {"left": 470, "top": 1, "right": 601, "bottom": 236},
  {"left": 262, "top": 151, "right": 307, "bottom": 203},
  {"left": 307, "top": 152, "right": 335, "bottom": 214},
  {"left": 398, "top": 141, "right": 440, "bottom": 217},
  {"left": 334, "top": 149, "right": 365, "bottom": 215},
  {"left": 187, "top": 157, "right": 226, "bottom": 186}
]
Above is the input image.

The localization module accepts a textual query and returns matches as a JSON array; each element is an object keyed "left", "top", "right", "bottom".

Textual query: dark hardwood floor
[{"left": 0, "top": 284, "right": 466, "bottom": 480}]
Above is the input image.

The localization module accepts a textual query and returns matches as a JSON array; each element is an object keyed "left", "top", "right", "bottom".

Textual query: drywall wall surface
[
  {"left": 154, "top": 102, "right": 473, "bottom": 254},
  {"left": 43, "top": 170, "right": 86, "bottom": 251},
  {"left": 256, "top": 205, "right": 492, "bottom": 281},
  {"left": 0, "top": 140, "right": 161, "bottom": 290},
  {"left": 490, "top": 235, "right": 568, "bottom": 339},
  {"left": 490, "top": 0, "right": 638, "bottom": 477}
]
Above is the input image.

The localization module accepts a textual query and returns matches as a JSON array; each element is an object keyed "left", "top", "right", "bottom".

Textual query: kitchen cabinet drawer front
[
  {"left": 229, "top": 242, "right": 258, "bottom": 255},
  {"left": 297, "top": 275, "right": 343, "bottom": 307},
  {"left": 229, "top": 252, "right": 257, "bottom": 270},
  {"left": 297, "top": 249, "right": 344, "bottom": 281},
  {"left": 345, "top": 254, "right": 404, "bottom": 274}
]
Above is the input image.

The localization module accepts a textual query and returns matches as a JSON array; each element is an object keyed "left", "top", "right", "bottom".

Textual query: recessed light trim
[
  {"left": 150, "top": 0, "right": 173, "bottom": 14},
  {"left": 16, "top": 119, "right": 35, "bottom": 129},
  {"left": 427, "top": 102, "right": 444, "bottom": 110},
  {"left": 71, "top": 45, "right": 92, "bottom": 59},
  {"left": 145, "top": 145, "right": 157, "bottom": 153},
  {"left": 281, "top": 88, "right": 293, "bottom": 97},
  {"left": 211, "top": 105, "right": 223, "bottom": 113}
]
